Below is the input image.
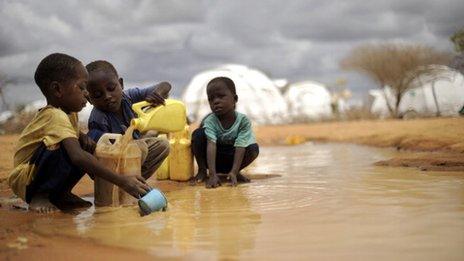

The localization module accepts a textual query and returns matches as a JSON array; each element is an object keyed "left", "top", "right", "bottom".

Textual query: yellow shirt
[{"left": 8, "top": 106, "right": 79, "bottom": 200}]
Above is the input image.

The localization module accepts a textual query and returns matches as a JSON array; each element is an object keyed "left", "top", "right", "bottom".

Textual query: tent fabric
[
  {"left": 368, "top": 87, "right": 396, "bottom": 118},
  {"left": 284, "top": 81, "right": 333, "bottom": 121},
  {"left": 182, "top": 64, "right": 289, "bottom": 125}
]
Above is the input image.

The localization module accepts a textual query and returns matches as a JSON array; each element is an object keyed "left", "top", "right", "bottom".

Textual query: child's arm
[
  {"left": 226, "top": 115, "right": 255, "bottom": 186},
  {"left": 79, "top": 131, "right": 96, "bottom": 154},
  {"left": 227, "top": 147, "right": 246, "bottom": 186},
  {"left": 61, "top": 137, "right": 151, "bottom": 198},
  {"left": 206, "top": 140, "right": 221, "bottom": 188}
]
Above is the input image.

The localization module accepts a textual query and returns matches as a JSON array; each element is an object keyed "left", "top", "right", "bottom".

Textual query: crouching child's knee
[{"left": 248, "top": 144, "right": 260, "bottom": 161}]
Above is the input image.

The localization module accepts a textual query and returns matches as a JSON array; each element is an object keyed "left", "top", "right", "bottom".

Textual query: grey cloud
[
  {"left": 0, "top": 0, "right": 463, "bottom": 108},
  {"left": 278, "top": 0, "right": 464, "bottom": 42}
]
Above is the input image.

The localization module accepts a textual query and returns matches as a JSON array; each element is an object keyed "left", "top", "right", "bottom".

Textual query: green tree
[
  {"left": 450, "top": 28, "right": 464, "bottom": 53},
  {"left": 449, "top": 28, "right": 464, "bottom": 75}
]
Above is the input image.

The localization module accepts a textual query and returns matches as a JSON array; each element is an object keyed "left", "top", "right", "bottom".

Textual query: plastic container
[
  {"left": 138, "top": 188, "right": 168, "bottom": 215},
  {"left": 131, "top": 99, "right": 187, "bottom": 133},
  {"left": 94, "top": 133, "right": 141, "bottom": 207},
  {"left": 154, "top": 134, "right": 170, "bottom": 180},
  {"left": 168, "top": 125, "right": 194, "bottom": 181},
  {"left": 155, "top": 158, "right": 170, "bottom": 180}
]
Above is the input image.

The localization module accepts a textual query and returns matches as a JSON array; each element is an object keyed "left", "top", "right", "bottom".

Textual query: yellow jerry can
[
  {"left": 168, "top": 126, "right": 194, "bottom": 181},
  {"left": 131, "top": 99, "right": 187, "bottom": 133},
  {"left": 154, "top": 134, "right": 170, "bottom": 180}
]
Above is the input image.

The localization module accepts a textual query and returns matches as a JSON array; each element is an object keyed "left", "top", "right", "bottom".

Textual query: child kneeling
[
  {"left": 8, "top": 53, "right": 151, "bottom": 213},
  {"left": 190, "top": 77, "right": 259, "bottom": 188}
]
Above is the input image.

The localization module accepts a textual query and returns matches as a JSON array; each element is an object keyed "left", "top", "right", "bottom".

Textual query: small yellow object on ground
[{"left": 285, "top": 135, "right": 307, "bottom": 145}]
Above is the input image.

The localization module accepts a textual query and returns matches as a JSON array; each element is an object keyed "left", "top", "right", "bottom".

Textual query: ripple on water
[{"left": 26, "top": 143, "right": 464, "bottom": 260}]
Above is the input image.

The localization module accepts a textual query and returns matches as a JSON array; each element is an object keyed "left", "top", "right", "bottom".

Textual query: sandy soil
[
  {"left": 256, "top": 117, "right": 464, "bottom": 172},
  {"left": 256, "top": 117, "right": 464, "bottom": 153},
  {"left": 0, "top": 117, "right": 463, "bottom": 259}
]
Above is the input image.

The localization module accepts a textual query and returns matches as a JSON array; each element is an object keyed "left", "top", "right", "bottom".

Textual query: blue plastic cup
[{"left": 138, "top": 188, "right": 168, "bottom": 215}]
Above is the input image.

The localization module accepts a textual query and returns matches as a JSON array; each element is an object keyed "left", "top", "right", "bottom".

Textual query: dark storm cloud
[
  {"left": 0, "top": 0, "right": 462, "bottom": 104},
  {"left": 277, "top": 0, "right": 464, "bottom": 41}
]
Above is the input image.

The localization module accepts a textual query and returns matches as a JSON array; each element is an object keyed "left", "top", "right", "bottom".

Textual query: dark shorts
[{"left": 25, "top": 143, "right": 84, "bottom": 203}]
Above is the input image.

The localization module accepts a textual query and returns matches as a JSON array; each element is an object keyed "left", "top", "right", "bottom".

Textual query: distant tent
[
  {"left": 79, "top": 103, "right": 93, "bottom": 126},
  {"left": 368, "top": 87, "right": 396, "bottom": 118},
  {"left": 182, "top": 64, "right": 289, "bottom": 125},
  {"left": 398, "top": 66, "right": 464, "bottom": 117},
  {"left": 23, "top": 100, "right": 46, "bottom": 113},
  {"left": 369, "top": 66, "right": 464, "bottom": 118},
  {"left": 272, "top": 78, "right": 289, "bottom": 91},
  {"left": 0, "top": 110, "right": 13, "bottom": 124},
  {"left": 284, "top": 81, "right": 333, "bottom": 121}
]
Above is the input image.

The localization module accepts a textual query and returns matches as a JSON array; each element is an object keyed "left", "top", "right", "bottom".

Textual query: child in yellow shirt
[{"left": 8, "top": 53, "right": 150, "bottom": 213}]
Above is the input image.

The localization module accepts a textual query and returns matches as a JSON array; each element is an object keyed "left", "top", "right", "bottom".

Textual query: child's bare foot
[
  {"left": 237, "top": 172, "right": 251, "bottom": 183},
  {"left": 189, "top": 170, "right": 207, "bottom": 186},
  {"left": 29, "top": 194, "right": 58, "bottom": 214},
  {"left": 206, "top": 175, "right": 221, "bottom": 189},
  {"left": 52, "top": 192, "right": 92, "bottom": 209}
]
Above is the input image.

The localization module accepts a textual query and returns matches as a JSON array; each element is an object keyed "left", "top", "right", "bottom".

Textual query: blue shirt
[
  {"left": 87, "top": 86, "right": 155, "bottom": 141},
  {"left": 203, "top": 112, "right": 256, "bottom": 147}
]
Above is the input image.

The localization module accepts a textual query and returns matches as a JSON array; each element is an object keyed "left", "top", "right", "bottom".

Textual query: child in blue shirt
[
  {"left": 190, "top": 77, "right": 259, "bottom": 188},
  {"left": 85, "top": 60, "right": 170, "bottom": 179}
]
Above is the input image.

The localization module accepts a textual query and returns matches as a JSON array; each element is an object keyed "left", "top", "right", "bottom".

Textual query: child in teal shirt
[{"left": 190, "top": 77, "right": 259, "bottom": 188}]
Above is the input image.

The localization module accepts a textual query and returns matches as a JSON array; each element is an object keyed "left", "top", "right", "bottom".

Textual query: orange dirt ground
[{"left": 0, "top": 117, "right": 463, "bottom": 259}]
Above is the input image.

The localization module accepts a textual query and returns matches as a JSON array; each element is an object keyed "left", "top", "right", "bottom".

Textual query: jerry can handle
[
  {"left": 132, "top": 101, "right": 157, "bottom": 116},
  {"left": 97, "top": 133, "right": 122, "bottom": 147},
  {"left": 132, "top": 99, "right": 176, "bottom": 116}
]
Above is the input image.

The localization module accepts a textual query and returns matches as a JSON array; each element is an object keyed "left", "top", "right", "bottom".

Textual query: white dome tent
[
  {"left": 284, "top": 81, "right": 333, "bottom": 121},
  {"left": 182, "top": 64, "right": 289, "bottom": 125}
]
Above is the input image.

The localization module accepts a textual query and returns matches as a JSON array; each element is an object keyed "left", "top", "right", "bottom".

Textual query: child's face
[
  {"left": 86, "top": 70, "right": 123, "bottom": 113},
  {"left": 59, "top": 63, "right": 89, "bottom": 113},
  {"left": 207, "top": 82, "right": 236, "bottom": 116}
]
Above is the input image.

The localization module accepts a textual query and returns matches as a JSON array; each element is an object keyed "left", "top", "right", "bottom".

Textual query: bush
[{"left": 0, "top": 111, "right": 35, "bottom": 134}]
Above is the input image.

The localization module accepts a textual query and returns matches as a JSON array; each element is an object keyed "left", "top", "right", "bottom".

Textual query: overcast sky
[{"left": 0, "top": 0, "right": 463, "bottom": 108}]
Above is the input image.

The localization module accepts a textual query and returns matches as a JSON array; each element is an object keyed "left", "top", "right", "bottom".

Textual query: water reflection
[
  {"left": 34, "top": 184, "right": 262, "bottom": 259},
  {"left": 30, "top": 143, "right": 464, "bottom": 260}
]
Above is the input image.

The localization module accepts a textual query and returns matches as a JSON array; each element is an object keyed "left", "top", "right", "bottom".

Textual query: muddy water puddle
[{"left": 32, "top": 143, "right": 464, "bottom": 260}]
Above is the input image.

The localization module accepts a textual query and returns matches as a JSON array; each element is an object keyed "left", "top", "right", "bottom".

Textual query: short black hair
[
  {"left": 34, "top": 53, "right": 82, "bottom": 95},
  {"left": 86, "top": 60, "right": 119, "bottom": 77},
  {"left": 207, "top": 77, "right": 236, "bottom": 95}
]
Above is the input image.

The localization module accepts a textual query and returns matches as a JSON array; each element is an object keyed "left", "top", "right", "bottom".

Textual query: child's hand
[
  {"left": 146, "top": 82, "right": 171, "bottom": 107},
  {"left": 79, "top": 133, "right": 96, "bottom": 154},
  {"left": 154, "top": 81, "right": 171, "bottom": 99},
  {"left": 227, "top": 172, "right": 238, "bottom": 186},
  {"left": 206, "top": 174, "right": 221, "bottom": 189},
  {"left": 146, "top": 91, "right": 165, "bottom": 107},
  {"left": 120, "top": 175, "right": 151, "bottom": 199}
]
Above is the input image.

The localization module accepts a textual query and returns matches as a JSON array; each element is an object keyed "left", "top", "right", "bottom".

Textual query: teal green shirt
[{"left": 203, "top": 112, "right": 256, "bottom": 147}]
